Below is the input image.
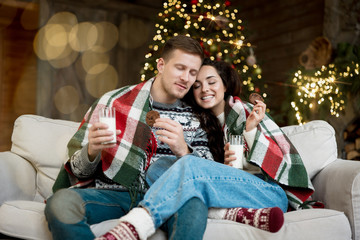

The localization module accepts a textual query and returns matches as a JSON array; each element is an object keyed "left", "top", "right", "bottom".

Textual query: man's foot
[
  {"left": 224, "top": 207, "right": 284, "bottom": 233},
  {"left": 95, "top": 221, "right": 140, "bottom": 240},
  {"left": 96, "top": 207, "right": 155, "bottom": 240}
]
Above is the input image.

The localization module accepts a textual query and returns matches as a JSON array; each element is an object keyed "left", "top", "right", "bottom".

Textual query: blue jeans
[
  {"left": 141, "top": 155, "right": 288, "bottom": 228},
  {"left": 45, "top": 188, "right": 207, "bottom": 240}
]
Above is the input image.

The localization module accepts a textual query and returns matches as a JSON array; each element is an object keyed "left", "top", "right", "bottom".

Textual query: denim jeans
[
  {"left": 45, "top": 188, "right": 207, "bottom": 240},
  {"left": 140, "top": 155, "right": 288, "bottom": 228}
]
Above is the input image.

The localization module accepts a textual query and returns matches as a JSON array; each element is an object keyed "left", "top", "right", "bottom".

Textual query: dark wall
[{"left": 234, "top": 0, "right": 325, "bottom": 124}]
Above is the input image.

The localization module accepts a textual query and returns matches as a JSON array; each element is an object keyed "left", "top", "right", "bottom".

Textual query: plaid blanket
[
  {"left": 225, "top": 96, "right": 314, "bottom": 210},
  {"left": 53, "top": 79, "right": 156, "bottom": 192}
]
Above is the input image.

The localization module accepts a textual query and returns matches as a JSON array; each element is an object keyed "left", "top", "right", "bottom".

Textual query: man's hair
[{"left": 161, "top": 35, "right": 204, "bottom": 61}]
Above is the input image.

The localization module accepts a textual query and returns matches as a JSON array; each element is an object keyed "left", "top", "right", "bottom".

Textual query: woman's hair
[
  {"left": 184, "top": 58, "right": 242, "bottom": 163},
  {"left": 202, "top": 58, "right": 241, "bottom": 98},
  {"left": 161, "top": 35, "right": 204, "bottom": 61}
]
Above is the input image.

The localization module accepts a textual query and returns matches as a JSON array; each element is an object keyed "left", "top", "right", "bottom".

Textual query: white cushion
[
  {"left": 203, "top": 209, "right": 350, "bottom": 240},
  {"left": 92, "top": 209, "right": 350, "bottom": 240},
  {"left": 0, "top": 202, "right": 350, "bottom": 240},
  {"left": 0, "top": 201, "right": 52, "bottom": 240},
  {"left": 281, "top": 120, "right": 337, "bottom": 179},
  {"left": 11, "top": 115, "right": 80, "bottom": 199},
  {"left": 0, "top": 152, "right": 37, "bottom": 204}
]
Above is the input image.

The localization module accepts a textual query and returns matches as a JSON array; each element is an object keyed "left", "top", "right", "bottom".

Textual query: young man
[{"left": 45, "top": 35, "right": 213, "bottom": 240}]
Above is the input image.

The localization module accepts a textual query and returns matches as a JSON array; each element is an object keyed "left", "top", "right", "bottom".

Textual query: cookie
[
  {"left": 146, "top": 110, "right": 160, "bottom": 127},
  {"left": 249, "top": 93, "right": 264, "bottom": 105}
]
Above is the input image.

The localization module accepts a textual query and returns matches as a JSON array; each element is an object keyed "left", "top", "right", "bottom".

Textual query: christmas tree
[{"left": 141, "top": 0, "right": 265, "bottom": 100}]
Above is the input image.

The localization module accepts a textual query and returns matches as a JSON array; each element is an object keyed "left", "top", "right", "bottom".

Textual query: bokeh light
[
  {"left": 49, "top": 48, "right": 79, "bottom": 69},
  {"left": 20, "top": 2, "right": 39, "bottom": 30},
  {"left": 118, "top": 17, "right": 150, "bottom": 49},
  {"left": 81, "top": 51, "right": 110, "bottom": 75},
  {"left": 33, "top": 11, "right": 129, "bottom": 116},
  {"left": 33, "top": 11, "right": 78, "bottom": 66},
  {"left": 69, "top": 22, "right": 98, "bottom": 52},
  {"left": 85, "top": 65, "right": 118, "bottom": 98},
  {"left": 54, "top": 85, "right": 80, "bottom": 114},
  {"left": 92, "top": 21, "right": 119, "bottom": 53}
]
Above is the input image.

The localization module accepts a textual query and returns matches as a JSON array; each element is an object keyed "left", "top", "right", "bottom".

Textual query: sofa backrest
[
  {"left": 281, "top": 120, "right": 338, "bottom": 179},
  {"left": 9, "top": 115, "right": 337, "bottom": 201},
  {"left": 11, "top": 115, "right": 80, "bottom": 201}
]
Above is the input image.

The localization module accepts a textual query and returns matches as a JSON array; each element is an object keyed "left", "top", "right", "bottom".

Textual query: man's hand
[
  {"left": 246, "top": 100, "right": 266, "bottom": 132},
  {"left": 87, "top": 122, "right": 121, "bottom": 161},
  {"left": 153, "top": 118, "right": 190, "bottom": 157}
]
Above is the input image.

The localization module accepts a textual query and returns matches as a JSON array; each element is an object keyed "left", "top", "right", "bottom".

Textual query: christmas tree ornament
[
  {"left": 214, "top": 15, "right": 229, "bottom": 29},
  {"left": 246, "top": 47, "right": 256, "bottom": 66}
]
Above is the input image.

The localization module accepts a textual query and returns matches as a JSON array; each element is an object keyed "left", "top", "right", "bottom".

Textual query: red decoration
[
  {"left": 191, "top": 0, "right": 198, "bottom": 5},
  {"left": 225, "top": 0, "right": 231, "bottom": 6},
  {"left": 204, "top": 49, "right": 211, "bottom": 57}
]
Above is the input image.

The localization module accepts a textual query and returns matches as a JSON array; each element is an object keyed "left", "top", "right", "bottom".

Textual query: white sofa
[{"left": 0, "top": 114, "right": 359, "bottom": 240}]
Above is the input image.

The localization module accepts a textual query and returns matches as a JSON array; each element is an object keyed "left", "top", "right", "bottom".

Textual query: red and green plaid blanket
[
  {"left": 225, "top": 96, "right": 314, "bottom": 210},
  {"left": 53, "top": 80, "right": 156, "bottom": 192}
]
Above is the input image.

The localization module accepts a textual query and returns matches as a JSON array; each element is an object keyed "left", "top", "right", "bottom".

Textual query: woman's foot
[{"left": 209, "top": 207, "right": 284, "bottom": 233}]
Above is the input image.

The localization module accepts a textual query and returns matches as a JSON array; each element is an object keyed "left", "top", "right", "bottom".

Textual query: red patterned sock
[
  {"left": 96, "top": 221, "right": 140, "bottom": 240},
  {"left": 224, "top": 207, "right": 284, "bottom": 233}
]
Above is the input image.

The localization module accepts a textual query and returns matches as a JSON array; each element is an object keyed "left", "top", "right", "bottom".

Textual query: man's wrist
[{"left": 177, "top": 146, "right": 192, "bottom": 157}]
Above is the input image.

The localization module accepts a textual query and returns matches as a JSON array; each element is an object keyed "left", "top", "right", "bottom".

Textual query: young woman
[{"left": 97, "top": 59, "right": 314, "bottom": 240}]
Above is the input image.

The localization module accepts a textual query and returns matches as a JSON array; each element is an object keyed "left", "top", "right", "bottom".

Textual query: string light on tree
[
  {"left": 141, "top": 0, "right": 266, "bottom": 99},
  {"left": 290, "top": 62, "right": 359, "bottom": 125}
]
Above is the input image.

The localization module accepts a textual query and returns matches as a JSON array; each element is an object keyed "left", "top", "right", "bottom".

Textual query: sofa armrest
[
  {"left": 0, "top": 152, "right": 37, "bottom": 205},
  {"left": 312, "top": 159, "right": 360, "bottom": 239}
]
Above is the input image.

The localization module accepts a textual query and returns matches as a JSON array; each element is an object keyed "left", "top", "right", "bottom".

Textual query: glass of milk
[
  {"left": 229, "top": 135, "right": 244, "bottom": 169},
  {"left": 99, "top": 107, "right": 117, "bottom": 144}
]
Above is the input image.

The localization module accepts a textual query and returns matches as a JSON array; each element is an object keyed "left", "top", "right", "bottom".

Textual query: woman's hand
[
  {"left": 246, "top": 100, "right": 266, "bottom": 132},
  {"left": 154, "top": 118, "right": 190, "bottom": 157},
  {"left": 224, "top": 142, "right": 236, "bottom": 166},
  {"left": 87, "top": 122, "right": 121, "bottom": 161}
]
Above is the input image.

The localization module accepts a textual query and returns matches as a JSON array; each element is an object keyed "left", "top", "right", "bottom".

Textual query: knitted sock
[
  {"left": 95, "top": 207, "right": 155, "bottom": 240},
  {"left": 224, "top": 207, "right": 284, "bottom": 233},
  {"left": 95, "top": 221, "right": 140, "bottom": 240}
]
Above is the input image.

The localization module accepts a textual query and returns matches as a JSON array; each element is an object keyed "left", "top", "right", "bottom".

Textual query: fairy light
[
  {"left": 290, "top": 62, "right": 359, "bottom": 124},
  {"left": 140, "top": 0, "right": 264, "bottom": 97}
]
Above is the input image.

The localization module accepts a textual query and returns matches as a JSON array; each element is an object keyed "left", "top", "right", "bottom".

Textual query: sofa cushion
[
  {"left": 91, "top": 209, "right": 350, "bottom": 240},
  {"left": 10, "top": 115, "right": 80, "bottom": 200},
  {"left": 202, "top": 209, "right": 350, "bottom": 240},
  {"left": 281, "top": 120, "right": 337, "bottom": 179},
  {"left": 0, "top": 201, "right": 52, "bottom": 240},
  {"left": 0, "top": 152, "right": 37, "bottom": 204},
  {"left": 0, "top": 202, "right": 351, "bottom": 240}
]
